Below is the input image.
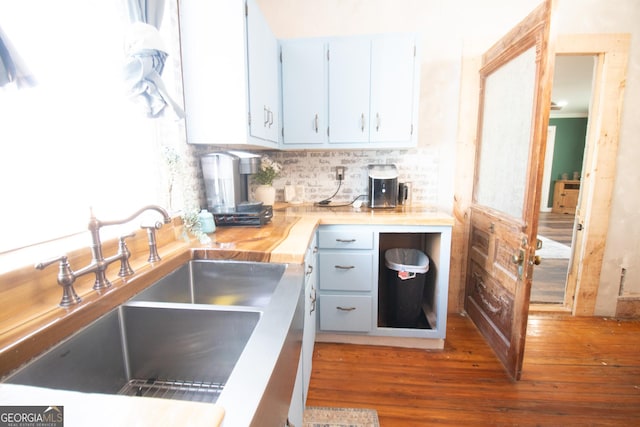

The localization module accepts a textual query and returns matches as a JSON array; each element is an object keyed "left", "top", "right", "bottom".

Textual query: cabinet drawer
[
  {"left": 318, "top": 252, "right": 373, "bottom": 291},
  {"left": 319, "top": 295, "right": 372, "bottom": 332},
  {"left": 318, "top": 230, "right": 374, "bottom": 249}
]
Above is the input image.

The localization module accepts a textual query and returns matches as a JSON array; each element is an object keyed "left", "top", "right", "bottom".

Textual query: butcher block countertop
[{"left": 0, "top": 203, "right": 453, "bottom": 426}]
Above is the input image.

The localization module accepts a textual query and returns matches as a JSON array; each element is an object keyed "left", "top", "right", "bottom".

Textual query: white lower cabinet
[
  {"left": 290, "top": 233, "right": 318, "bottom": 425},
  {"left": 317, "top": 252, "right": 373, "bottom": 292},
  {"left": 302, "top": 235, "right": 317, "bottom": 401},
  {"left": 288, "top": 358, "right": 303, "bottom": 426},
  {"left": 316, "top": 224, "right": 453, "bottom": 343},
  {"left": 319, "top": 294, "right": 372, "bottom": 332},
  {"left": 317, "top": 227, "right": 375, "bottom": 333}
]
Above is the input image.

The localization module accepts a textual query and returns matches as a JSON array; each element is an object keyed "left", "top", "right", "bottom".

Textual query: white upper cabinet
[
  {"left": 280, "top": 33, "right": 419, "bottom": 149},
  {"left": 370, "top": 34, "right": 417, "bottom": 143},
  {"left": 281, "top": 39, "right": 328, "bottom": 145},
  {"left": 328, "top": 37, "right": 372, "bottom": 144},
  {"left": 246, "top": 0, "right": 280, "bottom": 144},
  {"left": 178, "top": 0, "right": 279, "bottom": 148}
]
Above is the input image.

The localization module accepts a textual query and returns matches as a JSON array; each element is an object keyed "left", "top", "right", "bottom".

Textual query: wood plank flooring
[
  {"left": 531, "top": 212, "right": 575, "bottom": 304},
  {"left": 306, "top": 313, "right": 640, "bottom": 426}
]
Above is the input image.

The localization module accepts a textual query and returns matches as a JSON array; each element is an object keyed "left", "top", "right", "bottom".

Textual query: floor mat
[
  {"left": 537, "top": 235, "right": 571, "bottom": 259},
  {"left": 303, "top": 406, "right": 380, "bottom": 427}
]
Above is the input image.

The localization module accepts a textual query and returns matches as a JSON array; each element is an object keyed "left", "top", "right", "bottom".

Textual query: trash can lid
[{"left": 384, "top": 248, "right": 429, "bottom": 274}]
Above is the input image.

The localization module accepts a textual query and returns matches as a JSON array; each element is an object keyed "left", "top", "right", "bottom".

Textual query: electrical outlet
[{"left": 336, "top": 166, "right": 345, "bottom": 181}]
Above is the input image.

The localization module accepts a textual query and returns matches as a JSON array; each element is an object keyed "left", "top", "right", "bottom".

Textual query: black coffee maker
[{"left": 368, "top": 164, "right": 398, "bottom": 208}]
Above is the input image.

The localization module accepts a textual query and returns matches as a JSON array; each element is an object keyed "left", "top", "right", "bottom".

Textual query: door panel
[
  {"left": 466, "top": 207, "right": 525, "bottom": 361},
  {"left": 464, "top": 0, "right": 556, "bottom": 380},
  {"left": 475, "top": 47, "right": 536, "bottom": 218},
  {"left": 328, "top": 37, "right": 371, "bottom": 143}
]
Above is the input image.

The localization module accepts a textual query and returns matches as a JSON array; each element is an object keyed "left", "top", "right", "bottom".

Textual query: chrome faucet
[
  {"left": 36, "top": 205, "right": 171, "bottom": 307},
  {"left": 86, "top": 205, "right": 171, "bottom": 290}
]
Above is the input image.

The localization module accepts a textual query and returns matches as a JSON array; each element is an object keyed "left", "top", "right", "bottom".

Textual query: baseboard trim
[{"left": 315, "top": 332, "right": 445, "bottom": 349}]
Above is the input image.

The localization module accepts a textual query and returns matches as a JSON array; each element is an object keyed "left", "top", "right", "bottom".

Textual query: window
[{"left": 0, "top": 1, "right": 168, "bottom": 253}]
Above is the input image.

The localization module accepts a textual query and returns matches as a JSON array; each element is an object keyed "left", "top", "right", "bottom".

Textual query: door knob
[
  {"left": 512, "top": 249, "right": 525, "bottom": 265},
  {"left": 533, "top": 255, "right": 541, "bottom": 265}
]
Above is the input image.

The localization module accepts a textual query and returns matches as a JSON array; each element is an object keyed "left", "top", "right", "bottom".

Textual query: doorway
[
  {"left": 531, "top": 55, "right": 595, "bottom": 307},
  {"left": 455, "top": 31, "right": 630, "bottom": 378}
]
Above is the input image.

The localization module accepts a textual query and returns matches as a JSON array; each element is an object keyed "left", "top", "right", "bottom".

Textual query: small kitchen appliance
[
  {"left": 201, "top": 151, "right": 272, "bottom": 225},
  {"left": 368, "top": 164, "right": 398, "bottom": 209}
]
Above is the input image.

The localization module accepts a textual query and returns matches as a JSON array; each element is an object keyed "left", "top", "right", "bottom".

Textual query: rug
[
  {"left": 303, "top": 407, "right": 380, "bottom": 427},
  {"left": 537, "top": 235, "right": 571, "bottom": 259}
]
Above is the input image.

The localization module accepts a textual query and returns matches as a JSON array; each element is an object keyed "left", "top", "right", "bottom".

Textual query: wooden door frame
[
  {"left": 557, "top": 34, "right": 630, "bottom": 315},
  {"left": 450, "top": 33, "right": 630, "bottom": 317}
]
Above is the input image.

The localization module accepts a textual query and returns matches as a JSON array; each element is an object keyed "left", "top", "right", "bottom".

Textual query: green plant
[
  {"left": 162, "top": 145, "right": 181, "bottom": 211},
  {"left": 253, "top": 155, "right": 282, "bottom": 185},
  {"left": 180, "top": 208, "right": 204, "bottom": 241}
]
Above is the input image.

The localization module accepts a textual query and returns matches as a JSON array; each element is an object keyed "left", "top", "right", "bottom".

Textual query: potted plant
[{"left": 253, "top": 155, "right": 282, "bottom": 205}]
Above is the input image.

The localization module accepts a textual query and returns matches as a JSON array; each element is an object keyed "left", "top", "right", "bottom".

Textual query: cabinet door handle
[
  {"left": 334, "top": 265, "right": 355, "bottom": 270},
  {"left": 263, "top": 105, "right": 269, "bottom": 126},
  {"left": 306, "top": 265, "right": 314, "bottom": 275},
  {"left": 268, "top": 109, "right": 274, "bottom": 128},
  {"left": 376, "top": 112, "right": 380, "bottom": 132},
  {"left": 314, "top": 114, "right": 319, "bottom": 133},
  {"left": 310, "top": 288, "right": 317, "bottom": 314},
  {"left": 360, "top": 113, "right": 365, "bottom": 132},
  {"left": 337, "top": 306, "right": 356, "bottom": 311},
  {"left": 335, "top": 238, "right": 356, "bottom": 243}
]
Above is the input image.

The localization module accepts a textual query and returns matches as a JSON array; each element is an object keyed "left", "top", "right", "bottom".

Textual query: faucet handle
[
  {"left": 36, "top": 255, "right": 68, "bottom": 271},
  {"left": 117, "top": 232, "right": 136, "bottom": 277},
  {"left": 35, "top": 255, "right": 82, "bottom": 308}
]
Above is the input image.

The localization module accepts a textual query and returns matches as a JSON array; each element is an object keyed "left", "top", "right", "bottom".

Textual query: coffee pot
[
  {"left": 368, "top": 164, "right": 398, "bottom": 209},
  {"left": 201, "top": 151, "right": 260, "bottom": 213}
]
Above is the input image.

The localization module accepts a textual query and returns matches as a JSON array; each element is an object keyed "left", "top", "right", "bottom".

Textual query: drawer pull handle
[
  {"left": 337, "top": 306, "right": 356, "bottom": 311},
  {"left": 334, "top": 265, "right": 355, "bottom": 270},
  {"left": 336, "top": 238, "right": 356, "bottom": 243}
]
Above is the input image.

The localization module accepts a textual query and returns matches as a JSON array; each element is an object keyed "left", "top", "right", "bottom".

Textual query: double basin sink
[{"left": 3, "top": 260, "right": 305, "bottom": 426}]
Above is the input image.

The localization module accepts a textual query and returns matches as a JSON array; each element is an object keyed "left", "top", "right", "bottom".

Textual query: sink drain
[{"left": 118, "top": 378, "right": 224, "bottom": 403}]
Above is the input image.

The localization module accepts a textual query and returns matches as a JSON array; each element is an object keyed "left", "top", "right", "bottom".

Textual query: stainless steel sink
[
  {"left": 133, "top": 260, "right": 285, "bottom": 307},
  {"left": 5, "top": 303, "right": 260, "bottom": 402},
  {"left": 3, "top": 259, "right": 304, "bottom": 426}
]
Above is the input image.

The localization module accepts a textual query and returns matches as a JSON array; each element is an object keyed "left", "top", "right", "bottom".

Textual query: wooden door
[{"left": 465, "top": 0, "right": 557, "bottom": 380}]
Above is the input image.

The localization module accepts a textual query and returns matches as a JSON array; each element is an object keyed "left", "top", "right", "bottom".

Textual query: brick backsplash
[{"left": 191, "top": 147, "right": 440, "bottom": 208}]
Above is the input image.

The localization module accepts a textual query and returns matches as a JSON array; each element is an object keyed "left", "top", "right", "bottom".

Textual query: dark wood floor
[
  {"left": 306, "top": 313, "right": 640, "bottom": 426},
  {"left": 531, "top": 212, "right": 575, "bottom": 304}
]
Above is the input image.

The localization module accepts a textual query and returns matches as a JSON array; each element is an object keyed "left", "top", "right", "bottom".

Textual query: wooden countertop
[
  {"left": 274, "top": 203, "right": 455, "bottom": 226},
  {"left": 0, "top": 204, "right": 453, "bottom": 425}
]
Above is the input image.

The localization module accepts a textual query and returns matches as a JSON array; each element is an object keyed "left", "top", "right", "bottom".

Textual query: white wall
[
  {"left": 554, "top": 0, "right": 640, "bottom": 314},
  {"left": 254, "top": 0, "right": 640, "bottom": 315}
]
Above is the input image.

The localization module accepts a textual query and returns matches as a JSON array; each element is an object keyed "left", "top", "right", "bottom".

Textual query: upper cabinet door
[
  {"left": 370, "top": 34, "right": 417, "bottom": 143},
  {"left": 179, "top": 0, "right": 278, "bottom": 148},
  {"left": 281, "top": 39, "right": 328, "bottom": 145},
  {"left": 328, "top": 37, "right": 372, "bottom": 144},
  {"left": 246, "top": 0, "right": 280, "bottom": 144},
  {"left": 179, "top": 0, "right": 249, "bottom": 145}
]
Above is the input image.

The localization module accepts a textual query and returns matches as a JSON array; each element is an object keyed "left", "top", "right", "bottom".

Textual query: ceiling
[{"left": 551, "top": 55, "right": 595, "bottom": 116}]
